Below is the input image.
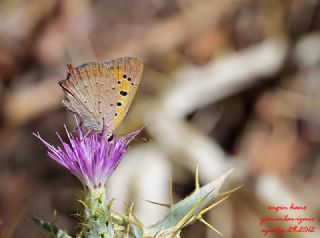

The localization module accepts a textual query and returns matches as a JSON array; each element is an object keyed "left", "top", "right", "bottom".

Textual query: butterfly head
[{"left": 107, "top": 133, "right": 114, "bottom": 142}]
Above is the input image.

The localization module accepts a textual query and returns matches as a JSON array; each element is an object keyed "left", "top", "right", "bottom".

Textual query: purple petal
[{"left": 34, "top": 119, "right": 143, "bottom": 190}]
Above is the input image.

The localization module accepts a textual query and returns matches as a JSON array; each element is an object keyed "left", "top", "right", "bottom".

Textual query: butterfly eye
[{"left": 107, "top": 134, "right": 114, "bottom": 142}]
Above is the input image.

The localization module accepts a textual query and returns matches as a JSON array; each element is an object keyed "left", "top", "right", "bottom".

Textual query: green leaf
[
  {"left": 32, "top": 217, "right": 72, "bottom": 238},
  {"left": 145, "top": 169, "right": 235, "bottom": 237}
]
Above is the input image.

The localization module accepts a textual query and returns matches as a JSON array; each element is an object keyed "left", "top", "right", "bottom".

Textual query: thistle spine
[{"left": 82, "top": 187, "right": 114, "bottom": 238}]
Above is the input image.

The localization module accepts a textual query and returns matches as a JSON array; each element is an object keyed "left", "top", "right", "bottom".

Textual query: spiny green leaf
[
  {"left": 32, "top": 217, "right": 72, "bottom": 238},
  {"left": 145, "top": 169, "right": 234, "bottom": 237}
]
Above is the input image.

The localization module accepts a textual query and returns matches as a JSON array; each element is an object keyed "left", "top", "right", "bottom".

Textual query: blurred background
[{"left": 0, "top": 0, "right": 320, "bottom": 237}]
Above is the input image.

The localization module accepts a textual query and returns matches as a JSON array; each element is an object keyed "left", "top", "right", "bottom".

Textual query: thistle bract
[{"left": 34, "top": 119, "right": 141, "bottom": 190}]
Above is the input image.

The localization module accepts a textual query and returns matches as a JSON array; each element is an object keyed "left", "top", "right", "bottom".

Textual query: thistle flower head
[{"left": 34, "top": 119, "right": 141, "bottom": 190}]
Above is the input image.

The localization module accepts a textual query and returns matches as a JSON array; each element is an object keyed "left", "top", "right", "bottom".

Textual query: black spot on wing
[{"left": 120, "top": 91, "right": 128, "bottom": 96}]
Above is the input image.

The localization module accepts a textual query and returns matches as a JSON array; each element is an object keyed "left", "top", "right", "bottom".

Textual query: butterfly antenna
[
  {"left": 133, "top": 136, "right": 150, "bottom": 144},
  {"left": 114, "top": 133, "right": 150, "bottom": 144},
  {"left": 67, "top": 64, "right": 75, "bottom": 74}
]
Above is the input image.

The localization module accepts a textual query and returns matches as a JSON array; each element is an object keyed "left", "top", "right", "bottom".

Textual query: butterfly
[{"left": 58, "top": 57, "right": 143, "bottom": 140}]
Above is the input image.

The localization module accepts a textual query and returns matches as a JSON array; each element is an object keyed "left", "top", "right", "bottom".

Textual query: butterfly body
[{"left": 59, "top": 57, "right": 143, "bottom": 135}]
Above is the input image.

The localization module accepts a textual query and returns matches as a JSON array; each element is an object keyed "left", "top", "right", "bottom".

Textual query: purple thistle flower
[{"left": 34, "top": 119, "right": 142, "bottom": 190}]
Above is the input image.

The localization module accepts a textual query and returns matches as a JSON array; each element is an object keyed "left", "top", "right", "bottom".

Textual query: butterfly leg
[
  {"left": 76, "top": 120, "right": 83, "bottom": 131},
  {"left": 71, "top": 119, "right": 83, "bottom": 133},
  {"left": 102, "top": 118, "right": 114, "bottom": 142},
  {"left": 101, "top": 117, "right": 114, "bottom": 142},
  {"left": 102, "top": 117, "right": 108, "bottom": 136}
]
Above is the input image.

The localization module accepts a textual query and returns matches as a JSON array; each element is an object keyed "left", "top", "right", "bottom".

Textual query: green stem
[{"left": 82, "top": 187, "right": 114, "bottom": 238}]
